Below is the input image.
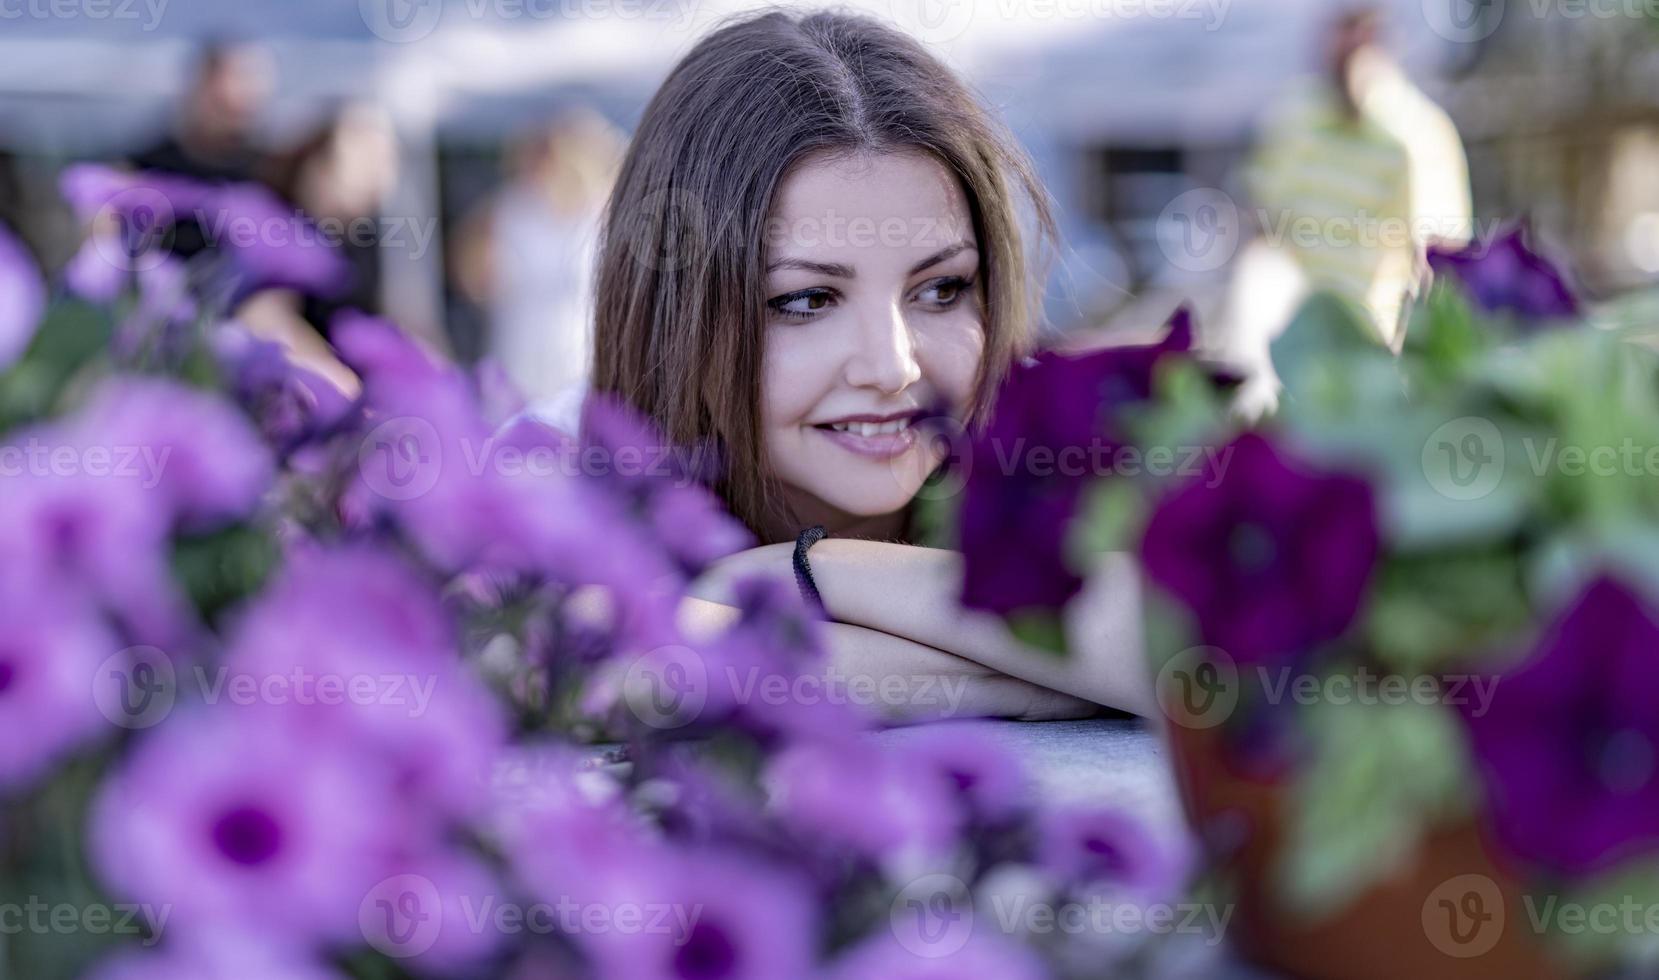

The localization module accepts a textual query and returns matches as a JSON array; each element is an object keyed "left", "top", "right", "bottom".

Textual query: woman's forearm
[
  {"left": 676, "top": 594, "right": 1099, "bottom": 724},
  {"left": 804, "top": 541, "right": 1155, "bottom": 716}
]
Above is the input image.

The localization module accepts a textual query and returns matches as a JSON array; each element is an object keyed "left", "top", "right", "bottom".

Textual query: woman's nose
[{"left": 843, "top": 301, "right": 922, "bottom": 394}]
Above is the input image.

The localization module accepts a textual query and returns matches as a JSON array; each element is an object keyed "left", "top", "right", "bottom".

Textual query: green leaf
[
  {"left": 1276, "top": 697, "right": 1474, "bottom": 919},
  {"left": 0, "top": 299, "right": 114, "bottom": 430},
  {"left": 1007, "top": 609, "right": 1068, "bottom": 657},
  {"left": 169, "top": 524, "right": 279, "bottom": 625}
]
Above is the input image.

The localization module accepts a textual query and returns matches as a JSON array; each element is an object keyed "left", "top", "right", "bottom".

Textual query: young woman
[{"left": 586, "top": 10, "right": 1153, "bottom": 723}]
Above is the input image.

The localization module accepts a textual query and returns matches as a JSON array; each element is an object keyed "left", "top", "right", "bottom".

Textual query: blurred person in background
[
  {"left": 1241, "top": 6, "right": 1471, "bottom": 354},
  {"left": 453, "top": 108, "right": 621, "bottom": 405},
  {"left": 231, "top": 102, "right": 402, "bottom": 394},
  {"left": 130, "top": 40, "right": 275, "bottom": 259}
]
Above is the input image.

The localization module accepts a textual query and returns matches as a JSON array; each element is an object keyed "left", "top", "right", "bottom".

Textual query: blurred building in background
[{"left": 1, "top": 0, "right": 1656, "bottom": 389}]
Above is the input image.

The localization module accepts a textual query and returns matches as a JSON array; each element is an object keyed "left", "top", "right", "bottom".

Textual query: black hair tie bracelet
[{"left": 793, "top": 525, "right": 828, "bottom": 615}]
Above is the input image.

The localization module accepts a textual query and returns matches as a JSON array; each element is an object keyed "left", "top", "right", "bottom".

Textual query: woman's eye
[
  {"left": 916, "top": 276, "right": 974, "bottom": 309},
  {"left": 767, "top": 288, "right": 836, "bottom": 321}
]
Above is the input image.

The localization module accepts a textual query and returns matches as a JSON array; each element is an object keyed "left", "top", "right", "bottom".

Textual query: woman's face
[{"left": 760, "top": 151, "right": 985, "bottom": 527}]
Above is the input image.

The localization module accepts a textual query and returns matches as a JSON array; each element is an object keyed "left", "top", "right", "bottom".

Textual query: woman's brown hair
[{"left": 590, "top": 9, "right": 1054, "bottom": 537}]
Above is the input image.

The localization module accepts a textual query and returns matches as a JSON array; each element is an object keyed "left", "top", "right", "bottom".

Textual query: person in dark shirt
[{"left": 130, "top": 40, "right": 274, "bottom": 259}]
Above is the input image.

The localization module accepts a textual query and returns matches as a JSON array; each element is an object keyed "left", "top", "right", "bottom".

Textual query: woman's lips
[{"left": 811, "top": 421, "right": 920, "bottom": 460}]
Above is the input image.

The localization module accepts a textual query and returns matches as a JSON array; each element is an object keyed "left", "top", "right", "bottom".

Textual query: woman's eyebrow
[
  {"left": 908, "top": 241, "right": 976, "bottom": 276},
  {"left": 765, "top": 258, "right": 855, "bottom": 277}
]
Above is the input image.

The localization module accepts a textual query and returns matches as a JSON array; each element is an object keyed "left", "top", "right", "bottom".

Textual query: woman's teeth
[{"left": 825, "top": 418, "right": 911, "bottom": 436}]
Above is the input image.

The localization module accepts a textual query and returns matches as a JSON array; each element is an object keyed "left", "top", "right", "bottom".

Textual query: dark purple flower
[
  {"left": 1036, "top": 804, "right": 1190, "bottom": 898},
  {"left": 90, "top": 710, "right": 400, "bottom": 946},
  {"left": 1459, "top": 576, "right": 1659, "bottom": 877},
  {"left": 959, "top": 309, "right": 1196, "bottom": 618},
  {"left": 1427, "top": 221, "right": 1580, "bottom": 322},
  {"left": 0, "top": 221, "right": 44, "bottom": 370},
  {"left": 1140, "top": 432, "right": 1379, "bottom": 666},
  {"left": 0, "top": 579, "right": 115, "bottom": 790}
]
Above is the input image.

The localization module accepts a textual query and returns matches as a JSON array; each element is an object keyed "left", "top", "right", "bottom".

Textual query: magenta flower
[
  {"left": 1036, "top": 804, "right": 1190, "bottom": 898},
  {"left": 90, "top": 710, "right": 400, "bottom": 947},
  {"left": 1140, "top": 432, "right": 1379, "bottom": 666},
  {"left": 1459, "top": 576, "right": 1659, "bottom": 877},
  {"left": 1427, "top": 221, "right": 1580, "bottom": 322},
  {"left": 0, "top": 580, "right": 116, "bottom": 791},
  {"left": 959, "top": 309, "right": 1196, "bottom": 618},
  {"left": 0, "top": 222, "right": 43, "bottom": 371}
]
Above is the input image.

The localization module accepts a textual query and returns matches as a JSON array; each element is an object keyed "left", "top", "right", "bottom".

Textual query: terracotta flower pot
[{"left": 1164, "top": 722, "right": 1574, "bottom": 980}]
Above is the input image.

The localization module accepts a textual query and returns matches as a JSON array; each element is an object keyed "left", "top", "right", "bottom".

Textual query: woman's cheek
[
  {"left": 916, "top": 314, "right": 986, "bottom": 408},
  {"left": 760, "top": 326, "right": 832, "bottom": 426}
]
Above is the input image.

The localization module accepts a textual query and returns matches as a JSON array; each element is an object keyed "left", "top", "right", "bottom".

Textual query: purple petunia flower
[
  {"left": 826, "top": 930, "right": 1048, "bottom": 980},
  {"left": 0, "top": 579, "right": 117, "bottom": 791},
  {"left": 90, "top": 710, "right": 400, "bottom": 947},
  {"left": 577, "top": 846, "right": 818, "bottom": 980},
  {"left": 1140, "top": 432, "right": 1380, "bottom": 666},
  {"left": 575, "top": 394, "right": 751, "bottom": 579},
  {"left": 891, "top": 721, "right": 1031, "bottom": 825},
  {"left": 58, "top": 166, "right": 350, "bottom": 302},
  {"left": 959, "top": 308, "right": 1197, "bottom": 619},
  {"left": 224, "top": 544, "right": 504, "bottom": 824},
  {"left": 764, "top": 734, "right": 958, "bottom": 863},
  {"left": 213, "top": 324, "right": 357, "bottom": 455},
  {"left": 66, "top": 377, "right": 274, "bottom": 531},
  {"left": 0, "top": 222, "right": 44, "bottom": 371},
  {"left": 0, "top": 420, "right": 196, "bottom": 649},
  {"left": 88, "top": 941, "right": 347, "bottom": 980},
  {"left": 1458, "top": 576, "right": 1659, "bottom": 878},
  {"left": 1036, "top": 804, "right": 1190, "bottom": 898},
  {"left": 1427, "top": 221, "right": 1580, "bottom": 322}
]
